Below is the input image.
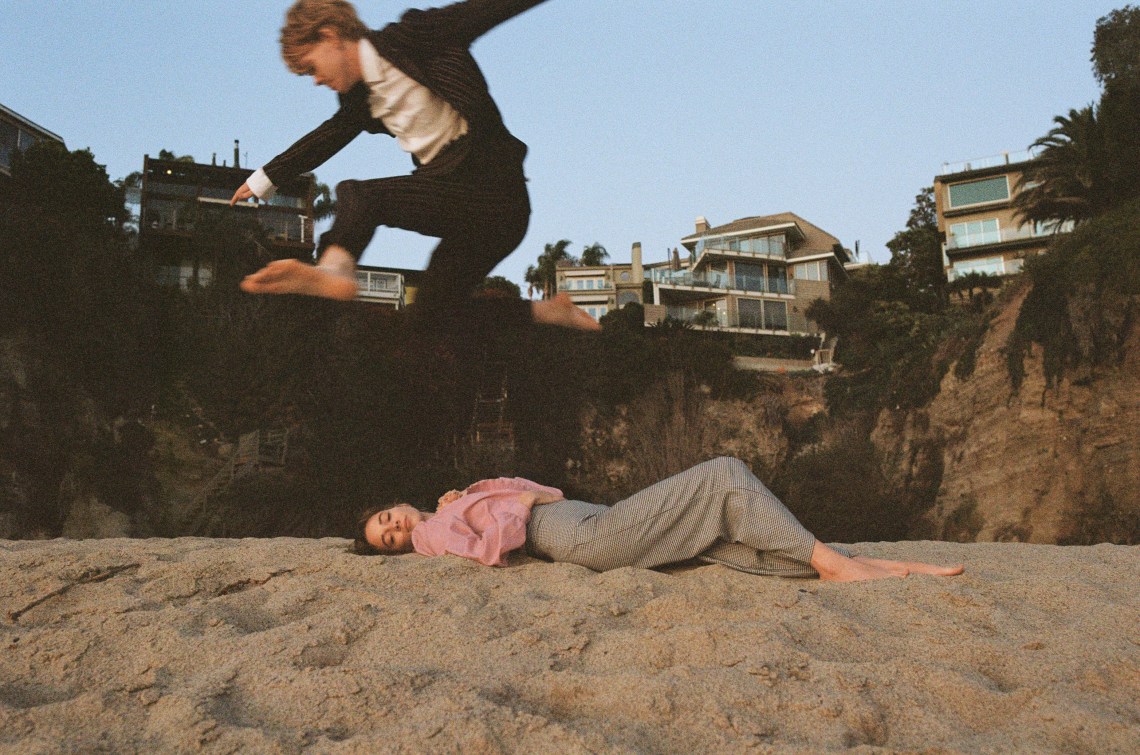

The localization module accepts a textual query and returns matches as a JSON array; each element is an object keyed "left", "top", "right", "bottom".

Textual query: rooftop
[
  {"left": 681, "top": 212, "right": 845, "bottom": 261},
  {"left": 937, "top": 147, "right": 1040, "bottom": 177},
  {"left": 0, "top": 102, "right": 65, "bottom": 145}
]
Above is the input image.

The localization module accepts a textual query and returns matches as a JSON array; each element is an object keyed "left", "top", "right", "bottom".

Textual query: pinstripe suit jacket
[{"left": 262, "top": 0, "right": 549, "bottom": 184}]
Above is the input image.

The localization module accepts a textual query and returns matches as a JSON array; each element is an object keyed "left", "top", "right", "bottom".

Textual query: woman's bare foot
[
  {"left": 531, "top": 293, "right": 602, "bottom": 331},
  {"left": 241, "top": 246, "right": 358, "bottom": 301},
  {"left": 809, "top": 542, "right": 964, "bottom": 582},
  {"left": 854, "top": 556, "right": 964, "bottom": 577}
]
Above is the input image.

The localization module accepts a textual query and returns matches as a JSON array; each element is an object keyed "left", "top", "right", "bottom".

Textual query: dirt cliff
[{"left": 873, "top": 283, "right": 1139, "bottom": 544}]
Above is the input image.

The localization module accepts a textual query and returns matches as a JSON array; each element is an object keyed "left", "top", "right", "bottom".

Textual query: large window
[
  {"left": 793, "top": 261, "right": 829, "bottom": 281},
  {"left": 948, "top": 218, "right": 1000, "bottom": 249},
  {"left": 947, "top": 176, "right": 1010, "bottom": 208},
  {"left": 267, "top": 193, "right": 307, "bottom": 209},
  {"left": 767, "top": 266, "right": 789, "bottom": 294},
  {"left": 147, "top": 181, "right": 197, "bottom": 197},
  {"left": 143, "top": 199, "right": 194, "bottom": 231},
  {"left": 569, "top": 277, "right": 607, "bottom": 290},
  {"left": 582, "top": 305, "right": 608, "bottom": 320},
  {"left": 734, "top": 261, "right": 763, "bottom": 291},
  {"left": 738, "top": 299, "right": 788, "bottom": 330},
  {"left": 763, "top": 300, "right": 788, "bottom": 331},
  {"left": 697, "top": 233, "right": 787, "bottom": 258},
  {"left": 260, "top": 213, "right": 304, "bottom": 242},
  {"left": 949, "top": 257, "right": 1005, "bottom": 280},
  {"left": 738, "top": 299, "right": 763, "bottom": 329}
]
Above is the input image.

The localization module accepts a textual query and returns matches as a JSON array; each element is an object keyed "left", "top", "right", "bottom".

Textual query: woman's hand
[
  {"left": 437, "top": 489, "right": 463, "bottom": 510},
  {"left": 520, "top": 490, "right": 565, "bottom": 510}
]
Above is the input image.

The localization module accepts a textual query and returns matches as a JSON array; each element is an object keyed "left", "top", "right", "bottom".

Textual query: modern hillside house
[
  {"left": 934, "top": 149, "right": 1073, "bottom": 281},
  {"left": 0, "top": 103, "right": 65, "bottom": 177},
  {"left": 644, "top": 213, "right": 850, "bottom": 337},
  {"left": 137, "top": 147, "right": 316, "bottom": 289}
]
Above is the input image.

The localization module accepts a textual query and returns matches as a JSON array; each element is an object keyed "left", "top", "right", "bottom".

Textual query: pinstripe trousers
[
  {"left": 322, "top": 133, "right": 533, "bottom": 330},
  {"left": 526, "top": 457, "right": 848, "bottom": 578}
]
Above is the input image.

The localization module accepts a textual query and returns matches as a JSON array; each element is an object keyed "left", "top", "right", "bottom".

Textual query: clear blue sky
[{"left": 3, "top": 0, "right": 1117, "bottom": 288}]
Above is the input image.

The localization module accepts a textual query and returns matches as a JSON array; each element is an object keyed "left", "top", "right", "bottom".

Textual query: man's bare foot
[
  {"left": 241, "top": 247, "right": 357, "bottom": 301},
  {"left": 530, "top": 292, "right": 602, "bottom": 331}
]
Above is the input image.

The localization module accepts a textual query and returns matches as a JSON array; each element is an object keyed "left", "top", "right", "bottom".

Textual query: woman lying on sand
[{"left": 353, "top": 457, "right": 964, "bottom": 582}]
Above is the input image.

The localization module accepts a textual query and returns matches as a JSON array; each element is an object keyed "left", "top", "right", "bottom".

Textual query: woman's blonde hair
[{"left": 280, "top": 0, "right": 369, "bottom": 74}]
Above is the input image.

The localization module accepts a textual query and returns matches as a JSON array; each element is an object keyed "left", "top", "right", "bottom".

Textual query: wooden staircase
[
  {"left": 183, "top": 428, "right": 290, "bottom": 533},
  {"left": 468, "top": 352, "right": 515, "bottom": 451}
]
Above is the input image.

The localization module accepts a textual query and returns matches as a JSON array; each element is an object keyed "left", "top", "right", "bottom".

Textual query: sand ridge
[{"left": 1, "top": 538, "right": 1137, "bottom": 752}]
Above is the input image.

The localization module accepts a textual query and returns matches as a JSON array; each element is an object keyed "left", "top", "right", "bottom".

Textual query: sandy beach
[{"left": 1, "top": 538, "right": 1137, "bottom": 753}]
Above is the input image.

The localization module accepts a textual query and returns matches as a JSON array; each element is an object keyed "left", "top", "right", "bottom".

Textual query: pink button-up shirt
[{"left": 410, "top": 477, "right": 563, "bottom": 566}]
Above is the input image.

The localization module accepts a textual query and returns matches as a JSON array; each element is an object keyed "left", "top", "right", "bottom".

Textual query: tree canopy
[
  {"left": 1016, "top": 5, "right": 1140, "bottom": 225},
  {"left": 579, "top": 242, "right": 609, "bottom": 266},
  {"left": 524, "top": 239, "right": 573, "bottom": 298},
  {"left": 884, "top": 187, "right": 945, "bottom": 307}
]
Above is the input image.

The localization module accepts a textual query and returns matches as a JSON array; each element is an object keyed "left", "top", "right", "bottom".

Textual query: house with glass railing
[
  {"left": 644, "top": 213, "right": 850, "bottom": 336},
  {"left": 138, "top": 150, "right": 316, "bottom": 289},
  {"left": 934, "top": 149, "right": 1074, "bottom": 281}
]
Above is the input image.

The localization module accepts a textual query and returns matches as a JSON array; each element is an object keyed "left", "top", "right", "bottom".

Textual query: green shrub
[
  {"left": 1007, "top": 198, "right": 1140, "bottom": 390},
  {"left": 776, "top": 423, "right": 911, "bottom": 543}
]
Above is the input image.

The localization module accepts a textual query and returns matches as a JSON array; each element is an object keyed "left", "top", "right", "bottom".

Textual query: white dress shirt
[{"left": 247, "top": 39, "right": 469, "bottom": 201}]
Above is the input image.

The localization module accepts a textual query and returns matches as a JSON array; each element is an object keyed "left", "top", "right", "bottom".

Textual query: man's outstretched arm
[
  {"left": 404, "top": 0, "right": 551, "bottom": 47},
  {"left": 232, "top": 86, "right": 372, "bottom": 204}
]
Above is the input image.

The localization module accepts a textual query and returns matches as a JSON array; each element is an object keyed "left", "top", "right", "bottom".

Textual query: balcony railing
[
  {"left": 938, "top": 147, "right": 1041, "bottom": 176},
  {"left": 355, "top": 271, "right": 402, "bottom": 302},
  {"left": 650, "top": 269, "right": 793, "bottom": 295},
  {"left": 945, "top": 221, "right": 1075, "bottom": 251},
  {"left": 558, "top": 281, "right": 614, "bottom": 293},
  {"left": 663, "top": 305, "right": 789, "bottom": 332},
  {"left": 698, "top": 243, "right": 786, "bottom": 260}
]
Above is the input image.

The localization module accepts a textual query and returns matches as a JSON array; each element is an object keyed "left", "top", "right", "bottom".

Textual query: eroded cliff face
[
  {"left": 0, "top": 334, "right": 159, "bottom": 539},
  {"left": 873, "top": 284, "right": 1139, "bottom": 544},
  {"left": 571, "top": 375, "right": 826, "bottom": 502}
]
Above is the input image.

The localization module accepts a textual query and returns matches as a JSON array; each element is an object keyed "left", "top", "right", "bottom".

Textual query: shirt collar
[{"left": 358, "top": 38, "right": 384, "bottom": 85}]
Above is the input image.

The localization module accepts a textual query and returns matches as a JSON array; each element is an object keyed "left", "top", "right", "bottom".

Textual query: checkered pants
[{"left": 526, "top": 457, "right": 847, "bottom": 578}]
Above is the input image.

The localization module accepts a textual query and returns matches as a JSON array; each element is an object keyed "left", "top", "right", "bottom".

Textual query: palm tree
[
  {"left": 524, "top": 239, "right": 573, "bottom": 299},
  {"left": 313, "top": 181, "right": 336, "bottom": 221},
  {"left": 1013, "top": 107, "right": 1110, "bottom": 227},
  {"left": 579, "top": 242, "right": 609, "bottom": 266}
]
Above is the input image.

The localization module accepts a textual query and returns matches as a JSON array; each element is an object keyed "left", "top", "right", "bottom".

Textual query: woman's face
[{"left": 363, "top": 504, "right": 424, "bottom": 553}]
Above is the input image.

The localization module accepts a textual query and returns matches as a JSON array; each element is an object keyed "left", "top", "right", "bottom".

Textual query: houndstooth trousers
[{"left": 525, "top": 457, "right": 849, "bottom": 578}]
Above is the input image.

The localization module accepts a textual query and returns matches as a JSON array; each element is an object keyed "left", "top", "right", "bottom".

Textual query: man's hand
[{"left": 230, "top": 182, "right": 256, "bottom": 206}]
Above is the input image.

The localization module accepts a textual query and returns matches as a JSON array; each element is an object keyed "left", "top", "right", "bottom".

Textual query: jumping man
[{"left": 231, "top": 0, "right": 598, "bottom": 332}]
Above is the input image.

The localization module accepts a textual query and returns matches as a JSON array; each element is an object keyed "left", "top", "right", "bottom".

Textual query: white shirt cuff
[{"left": 246, "top": 168, "right": 277, "bottom": 201}]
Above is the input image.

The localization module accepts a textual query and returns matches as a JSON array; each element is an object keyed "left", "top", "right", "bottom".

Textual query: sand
[{"left": 1, "top": 538, "right": 1137, "bottom": 753}]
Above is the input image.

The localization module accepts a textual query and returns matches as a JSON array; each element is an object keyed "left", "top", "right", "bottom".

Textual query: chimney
[
  {"left": 211, "top": 153, "right": 217, "bottom": 166},
  {"left": 631, "top": 242, "right": 643, "bottom": 283},
  {"left": 695, "top": 216, "right": 710, "bottom": 233},
  {"left": 234, "top": 140, "right": 240, "bottom": 170}
]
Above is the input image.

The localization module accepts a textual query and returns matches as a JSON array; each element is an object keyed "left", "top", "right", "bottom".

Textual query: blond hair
[{"left": 280, "top": 0, "right": 369, "bottom": 74}]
